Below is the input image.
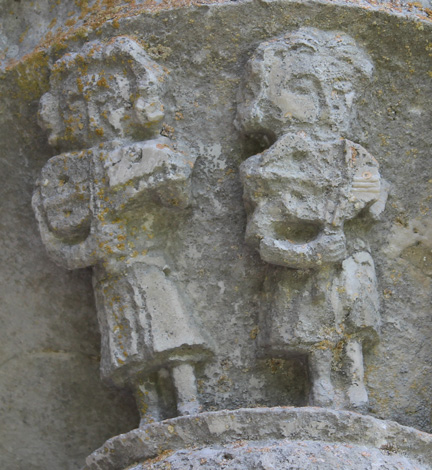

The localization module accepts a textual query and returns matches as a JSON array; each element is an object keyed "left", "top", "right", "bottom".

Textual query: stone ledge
[{"left": 83, "top": 407, "right": 432, "bottom": 469}]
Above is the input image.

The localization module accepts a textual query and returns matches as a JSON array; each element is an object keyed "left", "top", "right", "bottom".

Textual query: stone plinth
[{"left": 83, "top": 407, "right": 432, "bottom": 470}]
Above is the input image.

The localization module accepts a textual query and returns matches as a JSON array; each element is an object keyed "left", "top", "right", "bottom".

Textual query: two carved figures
[{"left": 33, "top": 29, "right": 387, "bottom": 419}]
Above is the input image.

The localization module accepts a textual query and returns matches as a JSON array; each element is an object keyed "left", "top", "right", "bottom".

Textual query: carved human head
[
  {"left": 237, "top": 28, "right": 373, "bottom": 139},
  {"left": 39, "top": 37, "right": 167, "bottom": 151}
]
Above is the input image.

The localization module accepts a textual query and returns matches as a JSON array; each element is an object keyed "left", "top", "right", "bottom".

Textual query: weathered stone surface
[
  {"left": 132, "top": 442, "right": 428, "bottom": 470},
  {"left": 0, "top": 0, "right": 431, "bottom": 469},
  {"left": 83, "top": 407, "right": 432, "bottom": 470}
]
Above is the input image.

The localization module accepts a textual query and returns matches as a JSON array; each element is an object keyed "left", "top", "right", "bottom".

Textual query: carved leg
[
  {"left": 171, "top": 363, "right": 200, "bottom": 416},
  {"left": 345, "top": 339, "right": 368, "bottom": 410},
  {"left": 134, "top": 377, "right": 160, "bottom": 427},
  {"left": 309, "top": 349, "right": 335, "bottom": 407}
]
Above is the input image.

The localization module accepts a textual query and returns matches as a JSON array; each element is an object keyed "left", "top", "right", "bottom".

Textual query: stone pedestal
[{"left": 83, "top": 407, "right": 432, "bottom": 470}]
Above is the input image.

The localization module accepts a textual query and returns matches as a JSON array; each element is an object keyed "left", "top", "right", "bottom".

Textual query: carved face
[
  {"left": 266, "top": 54, "right": 357, "bottom": 130},
  {"left": 237, "top": 28, "right": 373, "bottom": 138},
  {"left": 38, "top": 37, "right": 166, "bottom": 151}
]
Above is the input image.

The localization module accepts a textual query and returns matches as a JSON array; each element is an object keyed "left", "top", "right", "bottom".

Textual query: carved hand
[{"left": 259, "top": 227, "right": 346, "bottom": 269}]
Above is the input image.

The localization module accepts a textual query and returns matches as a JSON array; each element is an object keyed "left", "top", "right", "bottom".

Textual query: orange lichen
[
  {"left": 76, "top": 76, "right": 84, "bottom": 92},
  {"left": 3, "top": 0, "right": 427, "bottom": 78},
  {"left": 96, "top": 76, "right": 109, "bottom": 88}
]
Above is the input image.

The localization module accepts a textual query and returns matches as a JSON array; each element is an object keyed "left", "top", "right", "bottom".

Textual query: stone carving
[
  {"left": 238, "top": 29, "right": 388, "bottom": 410},
  {"left": 32, "top": 37, "right": 211, "bottom": 424}
]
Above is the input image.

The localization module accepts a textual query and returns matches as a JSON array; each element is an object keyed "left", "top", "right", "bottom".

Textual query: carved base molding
[{"left": 83, "top": 407, "right": 432, "bottom": 470}]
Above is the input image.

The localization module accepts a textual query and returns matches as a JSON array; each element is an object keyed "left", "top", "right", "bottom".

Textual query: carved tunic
[
  {"left": 261, "top": 251, "right": 380, "bottom": 355},
  {"left": 94, "top": 262, "right": 208, "bottom": 384}
]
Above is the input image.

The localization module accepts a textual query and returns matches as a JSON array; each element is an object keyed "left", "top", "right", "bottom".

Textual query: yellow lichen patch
[
  {"left": 4, "top": 0, "right": 432, "bottom": 82},
  {"left": 10, "top": 51, "right": 49, "bottom": 102},
  {"left": 96, "top": 76, "right": 109, "bottom": 88},
  {"left": 314, "top": 339, "right": 334, "bottom": 351},
  {"left": 76, "top": 76, "right": 84, "bottom": 92},
  {"left": 48, "top": 17, "right": 58, "bottom": 29},
  {"left": 250, "top": 326, "right": 259, "bottom": 340},
  {"left": 266, "top": 358, "right": 285, "bottom": 374},
  {"left": 19, "top": 27, "right": 30, "bottom": 44},
  {"left": 65, "top": 17, "right": 77, "bottom": 27}
]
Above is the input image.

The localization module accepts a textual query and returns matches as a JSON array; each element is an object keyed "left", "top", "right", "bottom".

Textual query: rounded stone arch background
[{"left": 0, "top": 1, "right": 431, "bottom": 469}]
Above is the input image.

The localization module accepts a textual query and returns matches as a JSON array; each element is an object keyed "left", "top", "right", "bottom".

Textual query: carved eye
[
  {"left": 286, "top": 77, "right": 317, "bottom": 95},
  {"left": 58, "top": 174, "right": 70, "bottom": 186},
  {"left": 332, "top": 80, "right": 353, "bottom": 94},
  {"left": 291, "top": 150, "right": 308, "bottom": 161},
  {"left": 289, "top": 44, "right": 317, "bottom": 54},
  {"left": 362, "top": 171, "right": 372, "bottom": 180}
]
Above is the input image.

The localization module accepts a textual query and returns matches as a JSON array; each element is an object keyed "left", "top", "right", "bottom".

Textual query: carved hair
[{"left": 279, "top": 28, "right": 374, "bottom": 79}]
